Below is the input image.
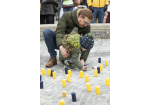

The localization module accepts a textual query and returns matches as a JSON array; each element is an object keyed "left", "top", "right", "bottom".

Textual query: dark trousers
[
  {"left": 90, "top": 7, "right": 105, "bottom": 23},
  {"left": 106, "top": 12, "right": 110, "bottom": 23},
  {"left": 56, "top": 8, "right": 61, "bottom": 20},
  {"left": 43, "top": 28, "right": 58, "bottom": 57},
  {"left": 40, "top": 15, "right": 54, "bottom": 24}
]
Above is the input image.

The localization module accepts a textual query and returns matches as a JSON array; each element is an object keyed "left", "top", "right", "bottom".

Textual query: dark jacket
[
  {"left": 40, "top": 0, "right": 58, "bottom": 15},
  {"left": 55, "top": 8, "right": 90, "bottom": 61},
  {"left": 80, "top": 0, "right": 88, "bottom": 7}
]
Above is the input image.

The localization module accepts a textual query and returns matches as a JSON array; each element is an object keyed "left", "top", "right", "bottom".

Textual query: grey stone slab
[{"left": 40, "top": 39, "right": 110, "bottom": 105}]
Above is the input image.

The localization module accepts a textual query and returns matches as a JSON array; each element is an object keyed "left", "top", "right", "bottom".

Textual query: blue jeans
[
  {"left": 63, "top": 7, "right": 74, "bottom": 13},
  {"left": 91, "top": 7, "right": 105, "bottom": 23},
  {"left": 43, "top": 28, "right": 58, "bottom": 57}
]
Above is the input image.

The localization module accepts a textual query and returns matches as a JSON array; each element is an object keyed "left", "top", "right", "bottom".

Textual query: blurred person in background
[
  {"left": 106, "top": 0, "right": 110, "bottom": 23},
  {"left": 56, "top": 0, "right": 62, "bottom": 21},
  {"left": 62, "top": 0, "right": 74, "bottom": 13},
  {"left": 40, "top": 0, "right": 59, "bottom": 24},
  {"left": 76, "top": 0, "right": 88, "bottom": 9},
  {"left": 87, "top": 0, "right": 109, "bottom": 23}
]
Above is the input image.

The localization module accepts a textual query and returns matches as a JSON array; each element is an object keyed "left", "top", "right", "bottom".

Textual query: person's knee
[{"left": 43, "top": 28, "right": 53, "bottom": 38}]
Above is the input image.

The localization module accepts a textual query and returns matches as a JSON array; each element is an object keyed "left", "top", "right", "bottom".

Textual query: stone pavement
[{"left": 40, "top": 39, "right": 110, "bottom": 105}]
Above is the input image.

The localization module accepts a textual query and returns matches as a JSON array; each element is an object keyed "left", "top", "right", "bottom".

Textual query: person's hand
[
  {"left": 80, "top": 59, "right": 84, "bottom": 65},
  {"left": 88, "top": 6, "right": 94, "bottom": 12},
  {"left": 82, "top": 66, "right": 87, "bottom": 71},
  {"left": 59, "top": 45, "right": 70, "bottom": 58},
  {"left": 104, "top": 5, "right": 108, "bottom": 12}
]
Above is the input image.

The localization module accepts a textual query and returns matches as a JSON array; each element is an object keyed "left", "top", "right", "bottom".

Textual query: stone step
[{"left": 40, "top": 23, "right": 110, "bottom": 42}]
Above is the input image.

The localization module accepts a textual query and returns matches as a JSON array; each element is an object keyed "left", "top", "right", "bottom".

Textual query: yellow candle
[
  {"left": 47, "top": 69, "right": 51, "bottom": 76},
  {"left": 62, "top": 91, "right": 67, "bottom": 97},
  {"left": 105, "top": 60, "right": 108, "bottom": 66},
  {"left": 94, "top": 69, "right": 98, "bottom": 77},
  {"left": 100, "top": 65, "right": 103, "bottom": 71},
  {"left": 86, "top": 83, "right": 91, "bottom": 92},
  {"left": 67, "top": 75, "right": 70, "bottom": 82},
  {"left": 68, "top": 70, "right": 71, "bottom": 76},
  {"left": 105, "top": 78, "right": 110, "bottom": 86},
  {"left": 96, "top": 86, "right": 101, "bottom": 95},
  {"left": 80, "top": 71, "right": 83, "bottom": 78},
  {"left": 85, "top": 75, "right": 89, "bottom": 82},
  {"left": 42, "top": 68, "right": 45, "bottom": 75},
  {"left": 60, "top": 99, "right": 65, "bottom": 105},
  {"left": 62, "top": 79, "right": 66, "bottom": 87},
  {"left": 53, "top": 71, "right": 56, "bottom": 79}
]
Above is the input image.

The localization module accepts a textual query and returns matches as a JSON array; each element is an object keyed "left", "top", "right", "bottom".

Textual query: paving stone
[{"left": 40, "top": 39, "right": 110, "bottom": 105}]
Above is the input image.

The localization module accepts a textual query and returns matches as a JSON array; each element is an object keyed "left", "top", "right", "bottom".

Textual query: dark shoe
[
  {"left": 58, "top": 58, "right": 65, "bottom": 66},
  {"left": 65, "top": 61, "right": 75, "bottom": 70},
  {"left": 45, "top": 56, "right": 57, "bottom": 67}
]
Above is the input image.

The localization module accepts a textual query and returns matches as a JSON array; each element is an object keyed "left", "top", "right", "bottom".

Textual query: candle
[
  {"left": 96, "top": 86, "right": 100, "bottom": 95},
  {"left": 40, "top": 81, "right": 43, "bottom": 89},
  {"left": 53, "top": 71, "right": 56, "bottom": 79},
  {"left": 47, "top": 69, "right": 51, "bottom": 76},
  {"left": 80, "top": 71, "right": 83, "bottom": 78},
  {"left": 62, "top": 79, "right": 66, "bottom": 87},
  {"left": 51, "top": 70, "right": 54, "bottom": 77},
  {"left": 62, "top": 91, "right": 67, "bottom": 97},
  {"left": 97, "top": 67, "right": 100, "bottom": 73},
  {"left": 65, "top": 67, "right": 68, "bottom": 74},
  {"left": 84, "top": 64, "right": 87, "bottom": 71},
  {"left": 98, "top": 57, "right": 101, "bottom": 63},
  {"left": 42, "top": 68, "right": 45, "bottom": 75},
  {"left": 68, "top": 70, "right": 71, "bottom": 76},
  {"left": 60, "top": 100, "right": 65, "bottom": 105},
  {"left": 86, "top": 83, "right": 91, "bottom": 92},
  {"left": 67, "top": 75, "right": 70, "bottom": 82},
  {"left": 105, "top": 78, "right": 109, "bottom": 86},
  {"left": 71, "top": 92, "right": 77, "bottom": 102},
  {"left": 94, "top": 69, "right": 98, "bottom": 77},
  {"left": 100, "top": 65, "right": 103, "bottom": 71},
  {"left": 85, "top": 75, "right": 89, "bottom": 82},
  {"left": 105, "top": 60, "right": 108, "bottom": 66}
]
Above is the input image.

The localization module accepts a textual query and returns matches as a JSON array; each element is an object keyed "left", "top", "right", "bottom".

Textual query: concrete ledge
[{"left": 40, "top": 23, "right": 110, "bottom": 41}]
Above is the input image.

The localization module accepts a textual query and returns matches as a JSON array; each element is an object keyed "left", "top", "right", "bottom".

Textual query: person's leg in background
[
  {"left": 40, "top": 15, "right": 46, "bottom": 24},
  {"left": 43, "top": 28, "right": 58, "bottom": 67},
  {"left": 58, "top": 8, "right": 61, "bottom": 19},
  {"left": 98, "top": 7, "right": 105, "bottom": 23},
  {"left": 63, "top": 7, "right": 74, "bottom": 13},
  {"left": 46, "top": 15, "right": 54, "bottom": 24},
  {"left": 95, "top": 13, "right": 98, "bottom": 23},
  {"left": 56, "top": 8, "right": 61, "bottom": 20},
  {"left": 63, "top": 7, "right": 69, "bottom": 13},
  {"left": 106, "top": 12, "right": 110, "bottom": 23},
  {"left": 68, "top": 7, "right": 74, "bottom": 12},
  {"left": 90, "top": 7, "right": 98, "bottom": 23}
]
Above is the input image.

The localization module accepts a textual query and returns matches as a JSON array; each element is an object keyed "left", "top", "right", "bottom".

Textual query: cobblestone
[{"left": 40, "top": 39, "right": 110, "bottom": 105}]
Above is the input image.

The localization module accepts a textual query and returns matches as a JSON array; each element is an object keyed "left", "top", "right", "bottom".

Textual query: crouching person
[{"left": 58, "top": 27, "right": 94, "bottom": 71}]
